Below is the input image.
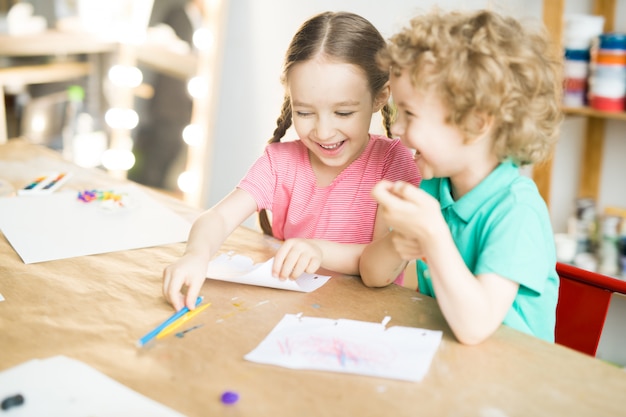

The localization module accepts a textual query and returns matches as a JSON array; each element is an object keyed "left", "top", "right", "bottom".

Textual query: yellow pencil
[{"left": 156, "top": 302, "right": 211, "bottom": 339}]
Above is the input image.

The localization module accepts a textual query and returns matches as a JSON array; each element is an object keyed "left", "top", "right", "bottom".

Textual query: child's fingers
[
  {"left": 305, "top": 258, "right": 321, "bottom": 275},
  {"left": 289, "top": 255, "right": 316, "bottom": 280},
  {"left": 371, "top": 180, "right": 400, "bottom": 205},
  {"left": 272, "top": 242, "right": 290, "bottom": 278},
  {"left": 185, "top": 279, "right": 203, "bottom": 310},
  {"left": 273, "top": 243, "right": 298, "bottom": 280},
  {"left": 163, "top": 269, "right": 184, "bottom": 311},
  {"left": 391, "top": 180, "right": 425, "bottom": 204},
  {"left": 288, "top": 258, "right": 306, "bottom": 280},
  {"left": 278, "top": 254, "right": 298, "bottom": 280}
]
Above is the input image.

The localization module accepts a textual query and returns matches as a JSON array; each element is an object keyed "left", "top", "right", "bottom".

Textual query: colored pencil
[
  {"left": 156, "top": 302, "right": 211, "bottom": 339},
  {"left": 136, "top": 296, "right": 202, "bottom": 347}
]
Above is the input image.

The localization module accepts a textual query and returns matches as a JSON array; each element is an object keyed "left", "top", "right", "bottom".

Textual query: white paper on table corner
[
  {"left": 244, "top": 313, "right": 443, "bottom": 382},
  {"left": 0, "top": 355, "right": 186, "bottom": 417},
  {"left": 206, "top": 252, "right": 331, "bottom": 292},
  {"left": 0, "top": 184, "right": 191, "bottom": 264}
]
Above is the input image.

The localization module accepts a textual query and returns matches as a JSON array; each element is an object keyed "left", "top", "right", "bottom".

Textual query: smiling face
[
  {"left": 389, "top": 68, "right": 468, "bottom": 182},
  {"left": 287, "top": 58, "right": 382, "bottom": 179}
]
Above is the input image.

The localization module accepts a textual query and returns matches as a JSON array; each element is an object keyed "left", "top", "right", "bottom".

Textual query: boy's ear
[
  {"left": 373, "top": 82, "right": 391, "bottom": 112},
  {"left": 466, "top": 111, "right": 494, "bottom": 144}
]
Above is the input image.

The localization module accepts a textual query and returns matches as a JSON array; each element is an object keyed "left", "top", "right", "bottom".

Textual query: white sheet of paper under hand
[
  {"left": 244, "top": 314, "right": 443, "bottom": 382},
  {"left": 205, "top": 252, "right": 331, "bottom": 292}
]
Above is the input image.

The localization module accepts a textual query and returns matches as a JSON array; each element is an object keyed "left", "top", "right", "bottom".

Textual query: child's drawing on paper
[
  {"left": 277, "top": 334, "right": 396, "bottom": 369},
  {"left": 245, "top": 314, "right": 442, "bottom": 382}
]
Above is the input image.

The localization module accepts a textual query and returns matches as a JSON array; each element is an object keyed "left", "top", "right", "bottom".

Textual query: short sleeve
[
  {"left": 237, "top": 148, "right": 276, "bottom": 212},
  {"left": 382, "top": 140, "right": 421, "bottom": 187}
]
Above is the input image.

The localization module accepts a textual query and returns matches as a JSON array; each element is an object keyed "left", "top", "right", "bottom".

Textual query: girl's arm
[
  {"left": 163, "top": 188, "right": 257, "bottom": 311},
  {"left": 360, "top": 189, "right": 422, "bottom": 287},
  {"left": 360, "top": 232, "right": 407, "bottom": 287},
  {"left": 273, "top": 204, "right": 400, "bottom": 280},
  {"left": 273, "top": 238, "right": 366, "bottom": 278}
]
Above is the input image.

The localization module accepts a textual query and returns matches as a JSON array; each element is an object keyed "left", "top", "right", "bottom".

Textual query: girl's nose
[{"left": 314, "top": 117, "right": 335, "bottom": 141}]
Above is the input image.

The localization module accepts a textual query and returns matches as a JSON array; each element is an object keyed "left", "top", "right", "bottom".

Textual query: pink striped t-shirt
[{"left": 237, "top": 134, "right": 420, "bottom": 243}]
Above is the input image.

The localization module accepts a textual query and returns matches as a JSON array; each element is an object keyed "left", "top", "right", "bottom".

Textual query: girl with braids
[{"left": 163, "top": 11, "right": 420, "bottom": 312}]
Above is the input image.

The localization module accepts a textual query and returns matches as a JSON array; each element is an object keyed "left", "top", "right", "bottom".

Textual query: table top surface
[{"left": 1, "top": 138, "right": 626, "bottom": 417}]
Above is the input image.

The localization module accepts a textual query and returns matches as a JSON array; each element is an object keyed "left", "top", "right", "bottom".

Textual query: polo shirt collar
[{"left": 438, "top": 160, "right": 519, "bottom": 222}]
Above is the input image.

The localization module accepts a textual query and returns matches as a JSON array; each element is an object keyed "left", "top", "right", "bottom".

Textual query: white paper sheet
[
  {"left": 245, "top": 314, "right": 442, "bottom": 382},
  {"left": 0, "top": 356, "right": 185, "bottom": 417},
  {"left": 0, "top": 185, "right": 191, "bottom": 264},
  {"left": 206, "top": 253, "right": 331, "bottom": 292}
]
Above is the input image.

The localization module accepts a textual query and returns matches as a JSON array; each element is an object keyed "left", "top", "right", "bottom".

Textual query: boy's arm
[
  {"left": 372, "top": 180, "right": 520, "bottom": 344},
  {"left": 423, "top": 231, "right": 519, "bottom": 345}
]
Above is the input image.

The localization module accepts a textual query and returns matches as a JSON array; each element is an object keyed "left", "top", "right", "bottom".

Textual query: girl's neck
[{"left": 312, "top": 162, "right": 342, "bottom": 187}]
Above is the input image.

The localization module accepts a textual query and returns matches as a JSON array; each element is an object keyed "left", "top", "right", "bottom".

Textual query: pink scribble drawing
[{"left": 277, "top": 335, "right": 396, "bottom": 368}]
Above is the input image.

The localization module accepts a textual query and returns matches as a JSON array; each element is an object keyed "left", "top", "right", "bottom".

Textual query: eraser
[
  {"left": 1, "top": 394, "right": 24, "bottom": 410},
  {"left": 18, "top": 172, "right": 72, "bottom": 196}
]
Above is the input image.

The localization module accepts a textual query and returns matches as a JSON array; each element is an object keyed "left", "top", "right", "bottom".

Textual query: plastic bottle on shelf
[
  {"left": 599, "top": 215, "right": 620, "bottom": 276},
  {"left": 62, "top": 85, "right": 85, "bottom": 161},
  {"left": 619, "top": 224, "right": 626, "bottom": 279}
]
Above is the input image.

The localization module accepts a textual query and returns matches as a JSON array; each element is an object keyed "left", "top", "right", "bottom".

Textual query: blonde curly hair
[{"left": 379, "top": 9, "right": 563, "bottom": 166}]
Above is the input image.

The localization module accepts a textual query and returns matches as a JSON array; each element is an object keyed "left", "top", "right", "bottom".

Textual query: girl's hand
[
  {"left": 163, "top": 253, "right": 208, "bottom": 311},
  {"left": 273, "top": 238, "right": 322, "bottom": 280}
]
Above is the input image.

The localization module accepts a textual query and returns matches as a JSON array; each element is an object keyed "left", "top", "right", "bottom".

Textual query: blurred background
[{"left": 1, "top": 0, "right": 625, "bottom": 237}]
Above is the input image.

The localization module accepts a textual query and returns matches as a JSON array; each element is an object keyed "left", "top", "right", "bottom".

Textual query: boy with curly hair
[{"left": 360, "top": 9, "right": 563, "bottom": 344}]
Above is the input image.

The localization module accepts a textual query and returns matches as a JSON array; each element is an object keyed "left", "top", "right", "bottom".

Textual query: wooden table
[{"left": 1, "top": 139, "right": 625, "bottom": 417}]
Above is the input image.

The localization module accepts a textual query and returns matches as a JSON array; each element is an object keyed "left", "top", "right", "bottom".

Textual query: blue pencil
[{"left": 137, "top": 296, "right": 203, "bottom": 347}]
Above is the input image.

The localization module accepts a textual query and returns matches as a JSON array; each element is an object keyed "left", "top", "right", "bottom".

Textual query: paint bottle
[
  {"left": 589, "top": 32, "right": 626, "bottom": 112},
  {"left": 563, "top": 14, "right": 604, "bottom": 107},
  {"left": 563, "top": 48, "right": 590, "bottom": 107},
  {"left": 618, "top": 221, "right": 626, "bottom": 279},
  {"left": 571, "top": 198, "right": 597, "bottom": 255},
  {"left": 598, "top": 215, "right": 620, "bottom": 276}
]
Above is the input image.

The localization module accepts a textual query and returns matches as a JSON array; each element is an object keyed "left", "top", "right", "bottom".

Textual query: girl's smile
[{"left": 317, "top": 140, "right": 346, "bottom": 153}]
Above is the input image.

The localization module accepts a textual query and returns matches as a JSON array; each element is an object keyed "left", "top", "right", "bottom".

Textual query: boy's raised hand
[
  {"left": 163, "top": 253, "right": 209, "bottom": 311},
  {"left": 372, "top": 180, "right": 445, "bottom": 246},
  {"left": 272, "top": 238, "right": 322, "bottom": 280}
]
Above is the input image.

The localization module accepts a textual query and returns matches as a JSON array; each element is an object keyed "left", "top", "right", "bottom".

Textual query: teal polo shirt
[{"left": 417, "top": 160, "right": 558, "bottom": 342}]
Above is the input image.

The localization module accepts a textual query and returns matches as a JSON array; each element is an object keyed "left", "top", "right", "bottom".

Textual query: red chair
[{"left": 555, "top": 262, "right": 626, "bottom": 356}]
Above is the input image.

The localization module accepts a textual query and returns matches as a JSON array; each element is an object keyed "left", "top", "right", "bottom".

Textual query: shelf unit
[
  {"left": 0, "top": 31, "right": 116, "bottom": 144},
  {"left": 535, "top": 0, "right": 619, "bottom": 206},
  {"left": 541, "top": 1, "right": 626, "bottom": 361}
]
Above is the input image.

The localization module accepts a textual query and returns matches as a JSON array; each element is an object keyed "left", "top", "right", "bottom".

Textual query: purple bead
[{"left": 220, "top": 391, "right": 239, "bottom": 405}]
